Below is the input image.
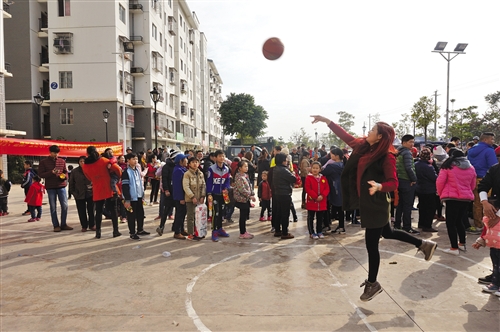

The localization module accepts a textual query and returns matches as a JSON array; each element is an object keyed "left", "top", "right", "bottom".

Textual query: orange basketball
[{"left": 262, "top": 37, "right": 284, "bottom": 60}]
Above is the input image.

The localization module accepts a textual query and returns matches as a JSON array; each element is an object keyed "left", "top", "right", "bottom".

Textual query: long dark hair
[
  {"left": 441, "top": 148, "right": 464, "bottom": 170},
  {"left": 355, "top": 122, "right": 396, "bottom": 157},
  {"left": 86, "top": 146, "right": 100, "bottom": 161}
]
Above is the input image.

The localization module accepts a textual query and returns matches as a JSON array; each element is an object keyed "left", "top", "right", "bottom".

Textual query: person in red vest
[{"left": 82, "top": 146, "right": 123, "bottom": 239}]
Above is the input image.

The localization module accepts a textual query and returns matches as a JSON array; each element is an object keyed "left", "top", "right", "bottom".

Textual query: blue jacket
[
  {"left": 415, "top": 160, "right": 437, "bottom": 195},
  {"left": 467, "top": 142, "right": 497, "bottom": 178},
  {"left": 172, "top": 164, "right": 187, "bottom": 201},
  {"left": 321, "top": 161, "right": 344, "bottom": 206},
  {"left": 206, "top": 163, "right": 230, "bottom": 195},
  {"left": 121, "top": 166, "right": 144, "bottom": 201}
]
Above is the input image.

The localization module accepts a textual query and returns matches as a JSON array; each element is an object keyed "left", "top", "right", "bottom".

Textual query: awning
[{"left": 0, "top": 138, "right": 123, "bottom": 157}]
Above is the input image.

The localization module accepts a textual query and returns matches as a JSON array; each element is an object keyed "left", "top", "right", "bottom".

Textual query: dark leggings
[
  {"left": 150, "top": 179, "right": 160, "bottom": 203},
  {"left": 301, "top": 177, "right": 306, "bottom": 203},
  {"left": 331, "top": 205, "right": 344, "bottom": 228},
  {"left": 445, "top": 200, "right": 467, "bottom": 249},
  {"left": 365, "top": 223, "right": 422, "bottom": 283},
  {"left": 307, "top": 210, "right": 325, "bottom": 234},
  {"left": 236, "top": 201, "right": 250, "bottom": 234}
]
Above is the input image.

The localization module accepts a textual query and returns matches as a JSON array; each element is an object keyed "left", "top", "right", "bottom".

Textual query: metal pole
[
  {"left": 434, "top": 90, "right": 438, "bottom": 140},
  {"left": 122, "top": 53, "right": 127, "bottom": 152},
  {"left": 38, "top": 104, "right": 43, "bottom": 138},
  {"left": 105, "top": 120, "right": 108, "bottom": 142},
  {"left": 445, "top": 53, "right": 450, "bottom": 139},
  {"left": 154, "top": 101, "right": 158, "bottom": 149}
]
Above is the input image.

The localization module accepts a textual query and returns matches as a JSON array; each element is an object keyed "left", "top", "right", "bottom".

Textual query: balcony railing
[
  {"left": 130, "top": 67, "right": 144, "bottom": 75},
  {"left": 6, "top": 122, "right": 13, "bottom": 130},
  {"left": 3, "top": 2, "right": 10, "bottom": 14},
  {"left": 4, "top": 62, "right": 11, "bottom": 73},
  {"left": 39, "top": 53, "right": 49, "bottom": 65},
  {"left": 39, "top": 17, "right": 48, "bottom": 31},
  {"left": 132, "top": 131, "right": 145, "bottom": 138},
  {"left": 131, "top": 100, "right": 144, "bottom": 106},
  {"left": 42, "top": 91, "right": 50, "bottom": 100},
  {"left": 129, "top": 1, "right": 143, "bottom": 11},
  {"left": 130, "top": 36, "right": 143, "bottom": 44}
]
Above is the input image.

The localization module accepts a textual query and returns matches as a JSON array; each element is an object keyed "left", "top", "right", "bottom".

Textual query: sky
[{"left": 189, "top": 0, "right": 500, "bottom": 142}]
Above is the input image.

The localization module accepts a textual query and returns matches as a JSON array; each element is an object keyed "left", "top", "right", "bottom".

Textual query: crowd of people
[{"left": 1, "top": 117, "right": 499, "bottom": 302}]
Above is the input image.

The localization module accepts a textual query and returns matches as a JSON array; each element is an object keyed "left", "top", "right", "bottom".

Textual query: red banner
[{"left": 0, "top": 138, "right": 123, "bottom": 157}]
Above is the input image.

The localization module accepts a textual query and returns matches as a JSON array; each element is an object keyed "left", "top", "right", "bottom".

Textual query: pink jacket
[
  {"left": 436, "top": 166, "right": 476, "bottom": 201},
  {"left": 482, "top": 217, "right": 500, "bottom": 249}
]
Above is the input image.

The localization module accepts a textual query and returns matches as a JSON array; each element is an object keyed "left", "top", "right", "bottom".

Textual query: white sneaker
[
  {"left": 494, "top": 291, "right": 500, "bottom": 297},
  {"left": 318, "top": 233, "right": 325, "bottom": 239},
  {"left": 443, "top": 248, "right": 459, "bottom": 256}
]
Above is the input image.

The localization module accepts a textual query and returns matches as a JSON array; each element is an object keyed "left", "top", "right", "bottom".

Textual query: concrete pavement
[{"left": 0, "top": 185, "right": 498, "bottom": 331}]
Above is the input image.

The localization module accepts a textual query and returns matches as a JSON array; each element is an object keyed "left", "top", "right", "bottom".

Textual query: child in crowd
[
  {"left": 234, "top": 160, "right": 256, "bottom": 239},
  {"left": 0, "top": 170, "right": 12, "bottom": 216},
  {"left": 121, "top": 153, "right": 147, "bottom": 240},
  {"left": 21, "top": 160, "right": 36, "bottom": 215},
  {"left": 182, "top": 157, "right": 206, "bottom": 240},
  {"left": 304, "top": 161, "right": 330, "bottom": 239},
  {"left": 24, "top": 175, "right": 45, "bottom": 222},
  {"left": 472, "top": 214, "right": 500, "bottom": 296},
  {"left": 258, "top": 171, "right": 272, "bottom": 221}
]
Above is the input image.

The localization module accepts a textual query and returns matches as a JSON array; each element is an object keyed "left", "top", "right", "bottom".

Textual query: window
[
  {"left": 160, "top": 33, "right": 162, "bottom": 47},
  {"left": 152, "top": 24, "right": 157, "bottom": 40},
  {"left": 119, "top": 4, "right": 126, "bottom": 23},
  {"left": 119, "top": 71, "right": 134, "bottom": 94},
  {"left": 152, "top": 51, "right": 163, "bottom": 73},
  {"left": 59, "top": 71, "right": 72, "bottom": 89},
  {"left": 169, "top": 45, "right": 172, "bottom": 58},
  {"left": 60, "top": 108, "right": 73, "bottom": 125},
  {"left": 180, "top": 60, "right": 183, "bottom": 71},
  {"left": 168, "top": 0, "right": 172, "bottom": 8},
  {"left": 169, "top": 67, "right": 176, "bottom": 84},
  {"left": 53, "top": 33, "right": 73, "bottom": 54},
  {"left": 180, "top": 37, "right": 183, "bottom": 49},
  {"left": 153, "top": 82, "right": 164, "bottom": 102},
  {"left": 179, "top": 15, "right": 183, "bottom": 27},
  {"left": 58, "top": 0, "right": 70, "bottom": 17},
  {"left": 168, "top": 16, "right": 176, "bottom": 35}
]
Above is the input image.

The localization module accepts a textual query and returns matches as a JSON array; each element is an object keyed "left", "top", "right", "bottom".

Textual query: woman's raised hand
[{"left": 311, "top": 115, "right": 331, "bottom": 125}]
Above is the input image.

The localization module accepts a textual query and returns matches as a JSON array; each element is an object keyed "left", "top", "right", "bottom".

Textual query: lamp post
[
  {"left": 33, "top": 93, "right": 44, "bottom": 138},
  {"left": 432, "top": 41, "right": 468, "bottom": 139},
  {"left": 314, "top": 130, "right": 318, "bottom": 148},
  {"left": 102, "top": 109, "right": 110, "bottom": 142},
  {"left": 362, "top": 122, "right": 366, "bottom": 136},
  {"left": 150, "top": 86, "right": 160, "bottom": 149}
]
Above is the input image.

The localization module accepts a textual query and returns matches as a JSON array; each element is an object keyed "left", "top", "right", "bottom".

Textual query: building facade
[{"left": 4, "top": 0, "right": 223, "bottom": 153}]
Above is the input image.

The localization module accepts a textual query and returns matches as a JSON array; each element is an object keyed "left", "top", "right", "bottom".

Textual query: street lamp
[
  {"left": 432, "top": 41, "right": 468, "bottom": 139},
  {"left": 33, "top": 93, "right": 44, "bottom": 138},
  {"left": 314, "top": 130, "right": 318, "bottom": 148},
  {"left": 102, "top": 109, "right": 110, "bottom": 142},
  {"left": 150, "top": 86, "right": 160, "bottom": 149},
  {"left": 362, "top": 122, "right": 366, "bottom": 136}
]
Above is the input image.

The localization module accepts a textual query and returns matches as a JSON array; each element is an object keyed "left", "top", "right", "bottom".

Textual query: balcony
[
  {"left": 130, "top": 67, "right": 144, "bottom": 76},
  {"left": 132, "top": 131, "right": 145, "bottom": 140},
  {"left": 39, "top": 53, "right": 49, "bottom": 72},
  {"left": 4, "top": 62, "right": 12, "bottom": 77},
  {"left": 129, "top": 1, "right": 143, "bottom": 12},
  {"left": 131, "top": 100, "right": 145, "bottom": 108},
  {"left": 130, "top": 36, "right": 144, "bottom": 45},
  {"left": 3, "top": 2, "right": 11, "bottom": 18}
]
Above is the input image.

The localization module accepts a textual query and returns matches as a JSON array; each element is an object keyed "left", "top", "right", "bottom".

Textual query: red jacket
[
  {"left": 24, "top": 181, "right": 45, "bottom": 206},
  {"left": 258, "top": 180, "right": 272, "bottom": 200},
  {"left": 305, "top": 174, "right": 330, "bottom": 211},
  {"left": 82, "top": 157, "right": 122, "bottom": 202}
]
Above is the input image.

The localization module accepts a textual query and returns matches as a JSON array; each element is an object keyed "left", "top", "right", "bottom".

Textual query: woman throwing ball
[{"left": 311, "top": 115, "right": 437, "bottom": 302}]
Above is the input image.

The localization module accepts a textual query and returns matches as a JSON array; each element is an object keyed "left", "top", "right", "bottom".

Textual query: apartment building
[
  {"left": 0, "top": 0, "right": 26, "bottom": 173},
  {"left": 4, "top": 0, "right": 223, "bottom": 153}
]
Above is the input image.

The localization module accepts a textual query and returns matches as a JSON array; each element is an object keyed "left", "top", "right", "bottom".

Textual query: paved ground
[{"left": 1, "top": 186, "right": 498, "bottom": 331}]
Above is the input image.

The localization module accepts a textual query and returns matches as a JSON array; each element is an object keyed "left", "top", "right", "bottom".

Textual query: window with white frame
[
  {"left": 58, "top": 0, "right": 70, "bottom": 17},
  {"left": 153, "top": 82, "right": 164, "bottom": 102},
  {"left": 60, "top": 108, "right": 73, "bottom": 124},
  {"left": 59, "top": 71, "right": 72, "bottom": 89},
  {"left": 160, "top": 33, "right": 162, "bottom": 46},
  {"left": 119, "top": 4, "right": 126, "bottom": 23},
  {"left": 152, "top": 24, "right": 157, "bottom": 40},
  {"left": 119, "top": 71, "right": 134, "bottom": 94},
  {"left": 152, "top": 51, "right": 163, "bottom": 73},
  {"left": 180, "top": 37, "right": 183, "bottom": 49},
  {"left": 169, "top": 44, "right": 173, "bottom": 58}
]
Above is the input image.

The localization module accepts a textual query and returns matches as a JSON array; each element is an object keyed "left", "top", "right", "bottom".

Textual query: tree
[
  {"left": 392, "top": 113, "right": 413, "bottom": 139},
  {"left": 289, "top": 127, "right": 312, "bottom": 146},
  {"left": 483, "top": 91, "right": 500, "bottom": 137},
  {"left": 410, "top": 96, "right": 438, "bottom": 143},
  {"left": 219, "top": 93, "right": 268, "bottom": 142},
  {"left": 327, "top": 111, "right": 356, "bottom": 148},
  {"left": 447, "top": 106, "right": 480, "bottom": 142}
]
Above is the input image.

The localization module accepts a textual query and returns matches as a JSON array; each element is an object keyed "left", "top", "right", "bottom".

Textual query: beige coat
[{"left": 182, "top": 168, "right": 206, "bottom": 202}]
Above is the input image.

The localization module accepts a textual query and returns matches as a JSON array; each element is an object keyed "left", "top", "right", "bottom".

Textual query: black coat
[
  {"left": 415, "top": 160, "right": 437, "bottom": 195},
  {"left": 161, "top": 159, "right": 175, "bottom": 201},
  {"left": 478, "top": 163, "right": 500, "bottom": 208},
  {"left": 272, "top": 164, "right": 296, "bottom": 196}
]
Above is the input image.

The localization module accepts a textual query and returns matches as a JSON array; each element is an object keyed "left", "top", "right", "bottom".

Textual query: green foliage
[
  {"left": 392, "top": 113, "right": 413, "bottom": 139},
  {"left": 328, "top": 111, "right": 356, "bottom": 148},
  {"left": 289, "top": 127, "right": 312, "bottom": 146},
  {"left": 7, "top": 155, "right": 25, "bottom": 184},
  {"left": 411, "top": 96, "right": 438, "bottom": 142},
  {"left": 219, "top": 93, "right": 268, "bottom": 140},
  {"left": 447, "top": 106, "right": 480, "bottom": 142}
]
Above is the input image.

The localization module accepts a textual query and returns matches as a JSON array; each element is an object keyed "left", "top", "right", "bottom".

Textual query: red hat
[{"left": 495, "top": 146, "right": 500, "bottom": 156}]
